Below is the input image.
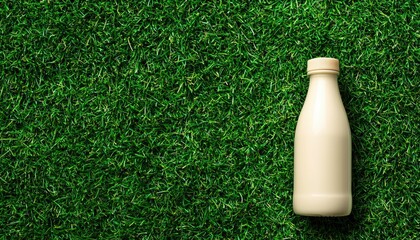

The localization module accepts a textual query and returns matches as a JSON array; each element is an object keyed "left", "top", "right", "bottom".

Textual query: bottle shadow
[
  {"left": 339, "top": 68, "right": 367, "bottom": 225},
  {"left": 303, "top": 214, "right": 358, "bottom": 235}
]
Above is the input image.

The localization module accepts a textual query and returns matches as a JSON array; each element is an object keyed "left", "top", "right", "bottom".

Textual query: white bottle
[{"left": 293, "top": 57, "right": 352, "bottom": 216}]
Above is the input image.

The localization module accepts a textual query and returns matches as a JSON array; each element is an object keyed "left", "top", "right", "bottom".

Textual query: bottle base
[{"left": 293, "top": 193, "right": 352, "bottom": 217}]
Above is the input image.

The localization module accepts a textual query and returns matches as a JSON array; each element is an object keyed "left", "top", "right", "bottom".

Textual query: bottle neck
[
  {"left": 306, "top": 73, "right": 341, "bottom": 103},
  {"left": 308, "top": 73, "right": 339, "bottom": 92}
]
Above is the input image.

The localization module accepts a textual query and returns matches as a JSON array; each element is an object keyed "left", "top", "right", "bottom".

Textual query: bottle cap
[{"left": 307, "top": 57, "right": 339, "bottom": 75}]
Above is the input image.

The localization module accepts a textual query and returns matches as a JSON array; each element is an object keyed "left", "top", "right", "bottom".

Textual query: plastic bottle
[{"left": 293, "top": 57, "right": 352, "bottom": 216}]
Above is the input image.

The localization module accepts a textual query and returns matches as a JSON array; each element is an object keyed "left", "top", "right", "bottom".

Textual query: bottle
[{"left": 293, "top": 57, "right": 352, "bottom": 216}]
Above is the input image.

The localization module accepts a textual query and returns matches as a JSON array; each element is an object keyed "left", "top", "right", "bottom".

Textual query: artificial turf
[{"left": 0, "top": 0, "right": 419, "bottom": 239}]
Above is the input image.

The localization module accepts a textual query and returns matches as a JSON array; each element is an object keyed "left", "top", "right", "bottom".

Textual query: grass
[{"left": 0, "top": 0, "right": 419, "bottom": 238}]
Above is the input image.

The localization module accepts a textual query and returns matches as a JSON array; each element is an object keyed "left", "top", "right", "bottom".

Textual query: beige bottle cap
[{"left": 307, "top": 57, "right": 339, "bottom": 75}]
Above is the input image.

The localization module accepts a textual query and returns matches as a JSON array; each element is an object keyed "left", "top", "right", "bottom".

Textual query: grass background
[{"left": 1, "top": 0, "right": 419, "bottom": 239}]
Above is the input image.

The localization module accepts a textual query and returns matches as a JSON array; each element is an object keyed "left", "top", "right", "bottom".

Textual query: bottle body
[{"left": 293, "top": 61, "right": 352, "bottom": 217}]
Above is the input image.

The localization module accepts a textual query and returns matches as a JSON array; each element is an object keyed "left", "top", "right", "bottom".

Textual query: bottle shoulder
[{"left": 296, "top": 100, "right": 350, "bottom": 136}]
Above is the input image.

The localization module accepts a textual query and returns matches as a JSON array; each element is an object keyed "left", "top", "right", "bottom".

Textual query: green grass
[{"left": 1, "top": 0, "right": 419, "bottom": 238}]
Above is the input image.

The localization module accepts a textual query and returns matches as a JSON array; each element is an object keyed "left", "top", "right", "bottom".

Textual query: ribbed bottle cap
[{"left": 307, "top": 57, "right": 339, "bottom": 75}]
